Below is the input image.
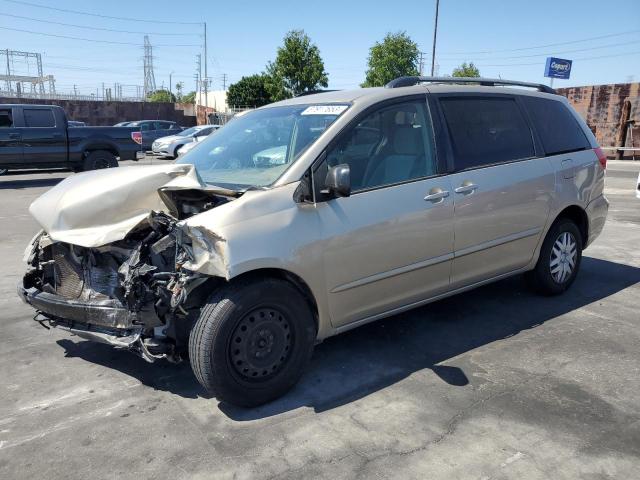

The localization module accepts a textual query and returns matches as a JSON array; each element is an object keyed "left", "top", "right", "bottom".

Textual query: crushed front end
[{"left": 20, "top": 210, "right": 221, "bottom": 363}]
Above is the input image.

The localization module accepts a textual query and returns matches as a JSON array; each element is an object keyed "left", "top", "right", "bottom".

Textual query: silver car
[
  {"left": 151, "top": 125, "right": 219, "bottom": 158},
  {"left": 19, "top": 77, "right": 608, "bottom": 406}
]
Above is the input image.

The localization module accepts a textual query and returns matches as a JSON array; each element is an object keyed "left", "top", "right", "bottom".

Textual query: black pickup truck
[{"left": 0, "top": 104, "right": 144, "bottom": 175}]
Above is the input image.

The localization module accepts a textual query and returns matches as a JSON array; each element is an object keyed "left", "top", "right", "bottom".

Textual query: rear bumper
[
  {"left": 585, "top": 194, "right": 609, "bottom": 247},
  {"left": 18, "top": 285, "right": 140, "bottom": 329}
]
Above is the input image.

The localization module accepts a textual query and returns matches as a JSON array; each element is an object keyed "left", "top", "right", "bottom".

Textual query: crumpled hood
[{"left": 29, "top": 164, "right": 204, "bottom": 248}]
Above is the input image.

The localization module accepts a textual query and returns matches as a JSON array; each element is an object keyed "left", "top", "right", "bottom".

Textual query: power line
[
  {"left": 0, "top": 13, "right": 200, "bottom": 36},
  {"left": 440, "top": 29, "right": 640, "bottom": 55},
  {"left": 1, "top": 0, "right": 201, "bottom": 25},
  {"left": 0, "top": 26, "right": 200, "bottom": 47},
  {"left": 450, "top": 50, "right": 640, "bottom": 68},
  {"left": 439, "top": 39, "right": 640, "bottom": 61}
]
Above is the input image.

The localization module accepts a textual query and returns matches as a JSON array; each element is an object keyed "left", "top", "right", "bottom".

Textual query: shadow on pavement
[
  {"left": 0, "top": 177, "right": 66, "bottom": 189},
  {"left": 55, "top": 256, "right": 640, "bottom": 419}
]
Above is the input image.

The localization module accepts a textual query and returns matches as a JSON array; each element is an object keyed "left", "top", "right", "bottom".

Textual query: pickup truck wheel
[
  {"left": 0, "top": 168, "right": 7, "bottom": 176},
  {"left": 526, "top": 219, "right": 583, "bottom": 296},
  {"left": 189, "top": 277, "right": 316, "bottom": 407},
  {"left": 83, "top": 150, "right": 118, "bottom": 171}
]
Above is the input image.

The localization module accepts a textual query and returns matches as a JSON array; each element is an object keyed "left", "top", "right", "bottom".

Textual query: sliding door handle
[
  {"left": 454, "top": 182, "right": 478, "bottom": 194},
  {"left": 424, "top": 188, "right": 450, "bottom": 202}
]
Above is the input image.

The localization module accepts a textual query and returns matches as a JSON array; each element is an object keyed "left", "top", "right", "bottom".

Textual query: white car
[
  {"left": 637, "top": 171, "right": 640, "bottom": 199},
  {"left": 152, "top": 125, "right": 219, "bottom": 159}
]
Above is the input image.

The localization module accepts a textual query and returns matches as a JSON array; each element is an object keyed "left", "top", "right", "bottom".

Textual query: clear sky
[{"left": 1, "top": 0, "right": 639, "bottom": 97}]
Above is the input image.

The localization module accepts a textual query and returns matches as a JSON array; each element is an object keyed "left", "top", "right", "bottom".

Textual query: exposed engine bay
[{"left": 20, "top": 179, "right": 236, "bottom": 363}]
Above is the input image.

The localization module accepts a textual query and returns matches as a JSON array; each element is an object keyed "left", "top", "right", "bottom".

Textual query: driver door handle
[
  {"left": 454, "top": 183, "right": 478, "bottom": 194},
  {"left": 424, "top": 189, "right": 450, "bottom": 202}
]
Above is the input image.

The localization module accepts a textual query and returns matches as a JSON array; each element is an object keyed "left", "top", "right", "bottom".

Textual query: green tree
[
  {"left": 147, "top": 89, "right": 176, "bottom": 102},
  {"left": 227, "top": 74, "right": 272, "bottom": 108},
  {"left": 362, "top": 32, "right": 419, "bottom": 87},
  {"left": 452, "top": 62, "right": 480, "bottom": 77},
  {"left": 182, "top": 91, "right": 196, "bottom": 103},
  {"left": 175, "top": 81, "right": 184, "bottom": 102},
  {"left": 266, "top": 29, "right": 328, "bottom": 100}
]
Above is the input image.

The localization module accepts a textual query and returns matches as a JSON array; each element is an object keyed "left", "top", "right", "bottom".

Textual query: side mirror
[{"left": 322, "top": 164, "right": 351, "bottom": 198}]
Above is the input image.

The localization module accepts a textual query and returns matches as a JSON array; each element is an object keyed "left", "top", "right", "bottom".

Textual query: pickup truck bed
[{"left": 0, "top": 104, "right": 143, "bottom": 174}]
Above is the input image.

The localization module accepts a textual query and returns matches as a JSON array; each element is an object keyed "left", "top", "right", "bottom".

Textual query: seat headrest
[{"left": 393, "top": 126, "right": 422, "bottom": 156}]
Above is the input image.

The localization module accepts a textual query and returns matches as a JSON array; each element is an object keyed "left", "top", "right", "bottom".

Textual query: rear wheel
[
  {"left": 189, "top": 277, "right": 316, "bottom": 407},
  {"left": 0, "top": 168, "right": 7, "bottom": 175},
  {"left": 83, "top": 150, "right": 118, "bottom": 171},
  {"left": 526, "top": 219, "right": 583, "bottom": 295}
]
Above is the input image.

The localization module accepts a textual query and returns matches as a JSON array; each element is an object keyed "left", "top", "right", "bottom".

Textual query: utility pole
[
  {"left": 203, "top": 22, "right": 208, "bottom": 108},
  {"left": 222, "top": 73, "right": 227, "bottom": 90},
  {"left": 195, "top": 53, "right": 202, "bottom": 104},
  {"left": 430, "top": 0, "right": 440, "bottom": 76},
  {"left": 169, "top": 71, "right": 174, "bottom": 97},
  {"left": 73, "top": 84, "right": 77, "bottom": 98},
  {"left": 418, "top": 52, "right": 425, "bottom": 76}
]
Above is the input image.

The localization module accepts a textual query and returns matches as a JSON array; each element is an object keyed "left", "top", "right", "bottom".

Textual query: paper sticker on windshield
[{"left": 301, "top": 105, "right": 348, "bottom": 116}]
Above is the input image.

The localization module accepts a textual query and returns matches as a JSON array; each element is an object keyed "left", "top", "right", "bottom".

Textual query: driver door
[{"left": 315, "top": 97, "right": 454, "bottom": 327}]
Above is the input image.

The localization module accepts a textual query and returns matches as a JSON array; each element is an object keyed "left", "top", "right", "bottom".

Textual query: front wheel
[
  {"left": 0, "top": 168, "right": 7, "bottom": 176},
  {"left": 526, "top": 219, "right": 583, "bottom": 295},
  {"left": 189, "top": 277, "right": 316, "bottom": 407}
]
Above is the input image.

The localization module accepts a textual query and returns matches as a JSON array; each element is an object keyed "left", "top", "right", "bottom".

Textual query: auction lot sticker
[{"left": 301, "top": 105, "right": 348, "bottom": 115}]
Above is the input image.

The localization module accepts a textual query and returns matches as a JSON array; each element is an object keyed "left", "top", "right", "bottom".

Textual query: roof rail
[
  {"left": 295, "top": 89, "right": 338, "bottom": 97},
  {"left": 385, "top": 76, "right": 556, "bottom": 94}
]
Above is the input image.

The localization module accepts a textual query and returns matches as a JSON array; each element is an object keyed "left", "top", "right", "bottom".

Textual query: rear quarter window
[
  {"left": 523, "top": 97, "right": 591, "bottom": 155},
  {"left": 24, "top": 108, "right": 56, "bottom": 128},
  {"left": 439, "top": 96, "right": 535, "bottom": 170}
]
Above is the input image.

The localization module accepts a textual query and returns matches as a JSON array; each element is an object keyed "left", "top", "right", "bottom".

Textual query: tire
[
  {"left": 0, "top": 168, "right": 8, "bottom": 176},
  {"left": 189, "top": 277, "right": 316, "bottom": 407},
  {"left": 526, "top": 218, "right": 583, "bottom": 295},
  {"left": 83, "top": 150, "right": 118, "bottom": 171}
]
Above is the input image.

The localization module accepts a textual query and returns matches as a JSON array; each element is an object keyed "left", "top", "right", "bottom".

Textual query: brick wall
[
  {"left": 557, "top": 82, "right": 639, "bottom": 152},
  {"left": 0, "top": 97, "right": 197, "bottom": 127}
]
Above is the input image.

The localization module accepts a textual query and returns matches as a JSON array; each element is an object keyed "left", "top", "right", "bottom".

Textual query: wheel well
[
  {"left": 84, "top": 146, "right": 118, "bottom": 158},
  {"left": 556, "top": 205, "right": 588, "bottom": 246},
  {"left": 230, "top": 268, "right": 319, "bottom": 331}
]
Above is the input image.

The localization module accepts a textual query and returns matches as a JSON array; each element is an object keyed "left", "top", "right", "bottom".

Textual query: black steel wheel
[{"left": 189, "top": 277, "right": 316, "bottom": 407}]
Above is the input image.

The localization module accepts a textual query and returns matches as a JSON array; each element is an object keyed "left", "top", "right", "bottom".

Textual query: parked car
[
  {"left": 114, "top": 121, "right": 132, "bottom": 127},
  {"left": 67, "top": 120, "right": 86, "bottom": 127},
  {"left": 637, "top": 170, "right": 640, "bottom": 199},
  {"left": 0, "top": 104, "right": 144, "bottom": 175},
  {"left": 152, "top": 125, "right": 220, "bottom": 159},
  {"left": 126, "top": 120, "right": 183, "bottom": 150},
  {"left": 19, "top": 77, "right": 608, "bottom": 407},
  {"left": 176, "top": 135, "right": 204, "bottom": 156}
]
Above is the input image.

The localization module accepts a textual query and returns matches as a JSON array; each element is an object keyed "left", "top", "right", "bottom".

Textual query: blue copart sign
[{"left": 544, "top": 57, "right": 572, "bottom": 79}]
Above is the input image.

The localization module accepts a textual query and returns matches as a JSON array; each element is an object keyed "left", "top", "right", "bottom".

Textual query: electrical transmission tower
[{"left": 143, "top": 36, "right": 157, "bottom": 98}]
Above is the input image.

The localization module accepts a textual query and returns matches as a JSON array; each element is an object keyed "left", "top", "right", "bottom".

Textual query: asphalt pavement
[{"left": 0, "top": 159, "right": 638, "bottom": 479}]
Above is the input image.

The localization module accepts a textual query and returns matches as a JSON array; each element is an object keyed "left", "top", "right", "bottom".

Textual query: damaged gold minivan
[{"left": 19, "top": 77, "right": 608, "bottom": 406}]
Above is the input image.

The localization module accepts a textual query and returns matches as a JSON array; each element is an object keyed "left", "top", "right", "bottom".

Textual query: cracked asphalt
[{"left": 0, "top": 159, "right": 639, "bottom": 479}]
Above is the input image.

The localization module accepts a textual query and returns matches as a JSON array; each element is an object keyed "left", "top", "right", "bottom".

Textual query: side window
[
  {"left": 23, "top": 109, "right": 56, "bottom": 128},
  {"left": 140, "top": 123, "right": 152, "bottom": 131},
  {"left": 0, "top": 109, "right": 13, "bottom": 128},
  {"left": 440, "top": 97, "right": 534, "bottom": 170},
  {"left": 197, "top": 127, "right": 212, "bottom": 137},
  {"left": 326, "top": 100, "right": 437, "bottom": 191},
  {"left": 523, "top": 97, "right": 591, "bottom": 155}
]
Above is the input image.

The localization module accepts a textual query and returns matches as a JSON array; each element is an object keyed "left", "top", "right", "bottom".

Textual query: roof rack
[
  {"left": 295, "top": 89, "right": 338, "bottom": 97},
  {"left": 385, "top": 76, "right": 556, "bottom": 94}
]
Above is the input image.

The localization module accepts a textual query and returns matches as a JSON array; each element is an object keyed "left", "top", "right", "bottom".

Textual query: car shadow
[
  {"left": 55, "top": 256, "right": 640, "bottom": 418},
  {"left": 0, "top": 177, "right": 67, "bottom": 189}
]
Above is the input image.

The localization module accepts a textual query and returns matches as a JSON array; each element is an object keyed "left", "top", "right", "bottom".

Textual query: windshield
[
  {"left": 176, "top": 104, "right": 348, "bottom": 189},
  {"left": 178, "top": 127, "right": 200, "bottom": 137}
]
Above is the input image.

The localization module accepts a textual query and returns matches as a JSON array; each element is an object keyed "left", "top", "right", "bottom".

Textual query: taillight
[
  {"left": 594, "top": 147, "right": 607, "bottom": 170},
  {"left": 131, "top": 131, "right": 142, "bottom": 145}
]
